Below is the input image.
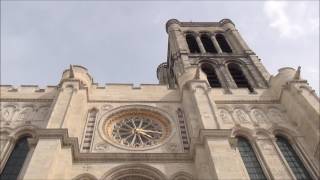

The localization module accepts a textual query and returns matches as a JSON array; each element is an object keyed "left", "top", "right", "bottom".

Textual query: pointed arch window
[
  {"left": 276, "top": 136, "right": 312, "bottom": 180},
  {"left": 0, "top": 136, "right": 30, "bottom": 180},
  {"left": 186, "top": 34, "right": 200, "bottom": 53},
  {"left": 216, "top": 34, "right": 232, "bottom": 53},
  {"left": 201, "top": 63, "right": 221, "bottom": 88},
  {"left": 200, "top": 34, "right": 217, "bottom": 53},
  {"left": 237, "top": 136, "right": 267, "bottom": 180},
  {"left": 228, "top": 63, "right": 254, "bottom": 92}
]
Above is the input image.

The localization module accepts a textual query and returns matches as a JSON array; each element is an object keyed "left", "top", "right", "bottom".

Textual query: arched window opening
[
  {"left": 276, "top": 136, "right": 312, "bottom": 180},
  {"left": 0, "top": 136, "right": 30, "bottom": 180},
  {"left": 237, "top": 136, "right": 267, "bottom": 180},
  {"left": 201, "top": 63, "right": 221, "bottom": 88},
  {"left": 186, "top": 34, "right": 200, "bottom": 53},
  {"left": 73, "top": 173, "right": 98, "bottom": 180},
  {"left": 200, "top": 34, "right": 217, "bottom": 53},
  {"left": 117, "top": 176, "right": 152, "bottom": 180},
  {"left": 228, "top": 63, "right": 254, "bottom": 92},
  {"left": 216, "top": 34, "right": 232, "bottom": 53},
  {"left": 103, "top": 164, "right": 165, "bottom": 180}
]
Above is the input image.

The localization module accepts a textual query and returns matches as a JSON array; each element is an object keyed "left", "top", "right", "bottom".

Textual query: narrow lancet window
[
  {"left": 276, "top": 136, "right": 312, "bottom": 180},
  {"left": 228, "top": 63, "right": 253, "bottom": 92},
  {"left": 186, "top": 34, "right": 200, "bottom": 53},
  {"left": 216, "top": 34, "right": 232, "bottom": 53},
  {"left": 237, "top": 136, "right": 267, "bottom": 180},
  {"left": 82, "top": 109, "right": 98, "bottom": 151},
  {"left": 201, "top": 63, "right": 221, "bottom": 88},
  {"left": 0, "top": 137, "right": 30, "bottom": 180},
  {"left": 200, "top": 34, "right": 217, "bottom": 53}
]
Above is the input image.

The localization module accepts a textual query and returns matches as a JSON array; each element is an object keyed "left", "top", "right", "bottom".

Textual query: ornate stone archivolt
[
  {"left": 98, "top": 105, "right": 175, "bottom": 151},
  {"left": 170, "top": 171, "right": 194, "bottom": 180},
  {"left": 102, "top": 164, "right": 168, "bottom": 180},
  {"left": 72, "top": 173, "right": 98, "bottom": 180},
  {"left": 100, "top": 104, "right": 114, "bottom": 111}
]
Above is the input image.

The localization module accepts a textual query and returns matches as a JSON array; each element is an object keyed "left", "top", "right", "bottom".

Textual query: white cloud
[{"left": 264, "top": 1, "right": 319, "bottom": 39}]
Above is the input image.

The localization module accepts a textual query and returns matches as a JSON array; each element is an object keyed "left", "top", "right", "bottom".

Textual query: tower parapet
[
  {"left": 156, "top": 62, "right": 169, "bottom": 85},
  {"left": 60, "top": 65, "right": 93, "bottom": 87}
]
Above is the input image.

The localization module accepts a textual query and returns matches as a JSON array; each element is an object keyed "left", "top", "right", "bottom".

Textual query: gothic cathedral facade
[{"left": 0, "top": 19, "right": 319, "bottom": 180}]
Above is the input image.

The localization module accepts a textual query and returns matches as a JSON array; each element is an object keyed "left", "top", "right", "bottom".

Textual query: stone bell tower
[
  {"left": 157, "top": 19, "right": 319, "bottom": 179},
  {"left": 158, "top": 18, "right": 270, "bottom": 91},
  {"left": 1, "top": 18, "right": 318, "bottom": 180}
]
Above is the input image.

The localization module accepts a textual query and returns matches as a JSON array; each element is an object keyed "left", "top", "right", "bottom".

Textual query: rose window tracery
[
  {"left": 103, "top": 109, "right": 172, "bottom": 149},
  {"left": 112, "top": 117, "right": 163, "bottom": 147}
]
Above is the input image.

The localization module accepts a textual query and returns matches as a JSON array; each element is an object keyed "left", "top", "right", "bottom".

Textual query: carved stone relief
[
  {"left": 218, "top": 105, "right": 289, "bottom": 127},
  {"left": 17, "top": 106, "right": 34, "bottom": 121},
  {"left": 218, "top": 109, "right": 234, "bottom": 124},
  {"left": 251, "top": 108, "right": 268, "bottom": 124},
  {"left": 0, "top": 103, "right": 51, "bottom": 128},
  {"left": 267, "top": 108, "right": 285, "bottom": 123},
  {"left": 233, "top": 109, "right": 250, "bottom": 124},
  {"left": 101, "top": 104, "right": 113, "bottom": 111},
  {"left": 165, "top": 142, "right": 179, "bottom": 152},
  {"left": 1, "top": 105, "right": 17, "bottom": 122},
  {"left": 94, "top": 142, "right": 109, "bottom": 152}
]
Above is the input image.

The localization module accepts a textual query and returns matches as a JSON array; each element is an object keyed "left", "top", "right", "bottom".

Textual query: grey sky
[{"left": 1, "top": 1, "right": 319, "bottom": 93}]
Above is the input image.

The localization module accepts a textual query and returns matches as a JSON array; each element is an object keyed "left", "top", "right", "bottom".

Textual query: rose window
[{"left": 103, "top": 109, "right": 171, "bottom": 149}]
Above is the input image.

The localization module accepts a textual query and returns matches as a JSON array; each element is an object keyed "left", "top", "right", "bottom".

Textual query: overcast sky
[{"left": 1, "top": 1, "right": 319, "bottom": 93}]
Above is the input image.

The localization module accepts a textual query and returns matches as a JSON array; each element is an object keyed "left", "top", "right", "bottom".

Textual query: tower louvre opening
[
  {"left": 186, "top": 34, "right": 200, "bottom": 53},
  {"left": 228, "top": 63, "right": 253, "bottom": 92},
  {"left": 216, "top": 34, "right": 232, "bottom": 53},
  {"left": 201, "top": 63, "right": 221, "bottom": 88},
  {"left": 200, "top": 34, "right": 217, "bottom": 53}
]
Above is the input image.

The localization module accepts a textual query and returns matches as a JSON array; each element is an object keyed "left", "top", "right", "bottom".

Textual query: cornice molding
[
  {"left": 0, "top": 98, "right": 53, "bottom": 102},
  {"left": 35, "top": 129, "right": 193, "bottom": 163},
  {"left": 198, "top": 129, "right": 232, "bottom": 144},
  {"left": 87, "top": 100, "right": 182, "bottom": 103},
  {"left": 215, "top": 100, "right": 280, "bottom": 104}
]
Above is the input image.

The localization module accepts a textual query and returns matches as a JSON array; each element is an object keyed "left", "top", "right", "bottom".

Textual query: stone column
[
  {"left": 220, "top": 65, "right": 237, "bottom": 88},
  {"left": 0, "top": 136, "right": 14, "bottom": 173},
  {"left": 240, "top": 65, "right": 258, "bottom": 88},
  {"left": 195, "top": 35, "right": 206, "bottom": 54},
  {"left": 215, "top": 64, "right": 231, "bottom": 93},
  {"left": 210, "top": 35, "right": 223, "bottom": 54}
]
